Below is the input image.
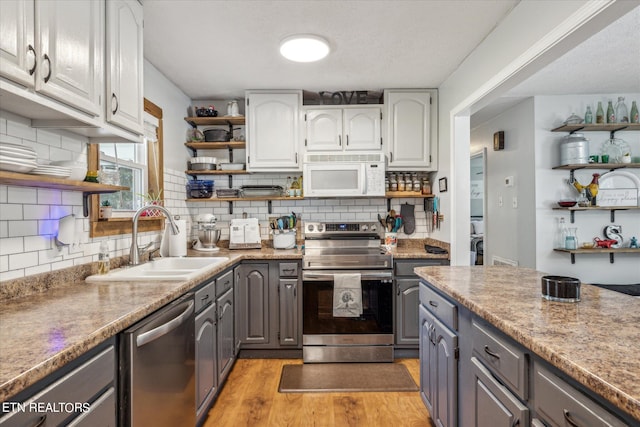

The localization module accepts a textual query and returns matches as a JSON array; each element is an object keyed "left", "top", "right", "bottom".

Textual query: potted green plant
[
  {"left": 138, "top": 190, "right": 163, "bottom": 217},
  {"left": 99, "top": 200, "right": 113, "bottom": 219}
]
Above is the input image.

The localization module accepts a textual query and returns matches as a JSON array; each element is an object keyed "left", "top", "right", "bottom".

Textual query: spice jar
[{"left": 422, "top": 179, "right": 432, "bottom": 195}]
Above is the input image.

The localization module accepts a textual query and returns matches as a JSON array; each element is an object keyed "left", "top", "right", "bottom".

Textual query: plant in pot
[
  {"left": 99, "top": 200, "right": 113, "bottom": 219},
  {"left": 138, "top": 190, "right": 163, "bottom": 217}
]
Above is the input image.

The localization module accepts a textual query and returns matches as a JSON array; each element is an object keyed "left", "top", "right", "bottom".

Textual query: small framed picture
[{"left": 439, "top": 177, "right": 448, "bottom": 192}]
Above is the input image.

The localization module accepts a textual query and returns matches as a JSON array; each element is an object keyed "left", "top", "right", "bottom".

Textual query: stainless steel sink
[{"left": 85, "top": 257, "right": 229, "bottom": 282}]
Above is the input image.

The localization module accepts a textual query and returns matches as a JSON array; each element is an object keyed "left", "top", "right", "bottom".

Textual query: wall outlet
[{"left": 505, "top": 176, "right": 515, "bottom": 187}]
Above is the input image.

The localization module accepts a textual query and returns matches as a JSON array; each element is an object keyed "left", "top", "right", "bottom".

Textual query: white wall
[
  {"left": 470, "top": 98, "right": 536, "bottom": 268},
  {"left": 534, "top": 93, "right": 640, "bottom": 284},
  {"left": 437, "top": 1, "right": 635, "bottom": 265}
]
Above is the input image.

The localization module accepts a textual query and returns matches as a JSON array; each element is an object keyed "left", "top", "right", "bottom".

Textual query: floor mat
[{"left": 278, "top": 363, "right": 419, "bottom": 393}]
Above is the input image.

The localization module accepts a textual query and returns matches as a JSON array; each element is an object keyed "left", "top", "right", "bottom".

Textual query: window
[{"left": 89, "top": 99, "right": 165, "bottom": 238}]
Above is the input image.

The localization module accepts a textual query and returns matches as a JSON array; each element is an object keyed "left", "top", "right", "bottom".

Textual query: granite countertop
[
  {"left": 414, "top": 266, "right": 640, "bottom": 421},
  {"left": 0, "top": 239, "right": 447, "bottom": 402}
]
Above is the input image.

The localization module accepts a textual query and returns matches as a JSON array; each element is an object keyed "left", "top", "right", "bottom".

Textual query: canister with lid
[{"left": 559, "top": 133, "right": 590, "bottom": 165}]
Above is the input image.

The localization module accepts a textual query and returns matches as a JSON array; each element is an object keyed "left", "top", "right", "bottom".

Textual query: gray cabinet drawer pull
[
  {"left": 282, "top": 268, "right": 295, "bottom": 275},
  {"left": 32, "top": 415, "right": 47, "bottom": 427},
  {"left": 111, "top": 93, "right": 119, "bottom": 114},
  {"left": 484, "top": 345, "right": 500, "bottom": 359},
  {"left": 511, "top": 418, "right": 520, "bottom": 427},
  {"left": 201, "top": 294, "right": 209, "bottom": 301},
  {"left": 429, "top": 300, "right": 438, "bottom": 307},
  {"left": 563, "top": 409, "right": 582, "bottom": 427}
]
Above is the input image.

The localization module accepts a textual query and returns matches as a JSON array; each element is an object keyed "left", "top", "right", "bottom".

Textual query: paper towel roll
[{"left": 168, "top": 219, "right": 187, "bottom": 257}]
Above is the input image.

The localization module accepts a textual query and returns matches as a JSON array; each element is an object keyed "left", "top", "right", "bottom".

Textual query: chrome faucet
[{"left": 130, "top": 205, "right": 180, "bottom": 266}]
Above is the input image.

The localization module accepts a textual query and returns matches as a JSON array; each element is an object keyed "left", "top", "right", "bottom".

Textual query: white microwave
[{"left": 303, "top": 152, "right": 386, "bottom": 197}]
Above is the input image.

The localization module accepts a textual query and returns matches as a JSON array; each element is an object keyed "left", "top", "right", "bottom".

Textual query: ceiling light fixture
[{"left": 279, "top": 34, "right": 330, "bottom": 63}]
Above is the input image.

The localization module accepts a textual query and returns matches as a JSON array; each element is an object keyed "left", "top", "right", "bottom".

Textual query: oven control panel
[{"left": 305, "top": 222, "right": 379, "bottom": 236}]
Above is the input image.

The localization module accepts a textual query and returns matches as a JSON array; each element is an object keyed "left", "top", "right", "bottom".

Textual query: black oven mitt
[{"left": 400, "top": 203, "right": 415, "bottom": 235}]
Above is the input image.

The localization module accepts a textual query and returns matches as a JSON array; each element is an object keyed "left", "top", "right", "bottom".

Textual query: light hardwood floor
[{"left": 203, "top": 358, "right": 432, "bottom": 427}]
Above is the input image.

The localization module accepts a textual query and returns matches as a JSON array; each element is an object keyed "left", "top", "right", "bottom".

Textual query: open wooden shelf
[
  {"left": 554, "top": 247, "right": 639, "bottom": 264},
  {"left": 185, "top": 170, "right": 249, "bottom": 176},
  {"left": 184, "top": 141, "right": 246, "bottom": 150},
  {"left": 385, "top": 191, "right": 435, "bottom": 198},
  {"left": 184, "top": 116, "right": 245, "bottom": 127},
  {"left": 0, "top": 170, "right": 127, "bottom": 193},
  {"left": 551, "top": 123, "right": 640, "bottom": 133},
  {"left": 186, "top": 196, "right": 303, "bottom": 202},
  {"left": 552, "top": 163, "right": 640, "bottom": 170}
]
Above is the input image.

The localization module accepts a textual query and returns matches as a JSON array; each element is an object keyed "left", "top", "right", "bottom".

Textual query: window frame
[{"left": 89, "top": 98, "right": 165, "bottom": 238}]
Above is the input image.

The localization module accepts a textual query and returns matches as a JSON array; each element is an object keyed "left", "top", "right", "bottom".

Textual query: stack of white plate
[
  {"left": 31, "top": 164, "right": 72, "bottom": 179},
  {"left": 0, "top": 143, "right": 38, "bottom": 173}
]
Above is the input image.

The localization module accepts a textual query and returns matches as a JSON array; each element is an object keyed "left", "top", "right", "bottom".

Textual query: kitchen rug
[{"left": 278, "top": 363, "right": 418, "bottom": 393}]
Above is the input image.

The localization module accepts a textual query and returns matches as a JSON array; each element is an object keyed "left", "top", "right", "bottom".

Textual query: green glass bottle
[
  {"left": 630, "top": 101, "right": 639, "bottom": 124},
  {"left": 596, "top": 101, "right": 604, "bottom": 124},
  {"left": 606, "top": 100, "right": 615, "bottom": 123}
]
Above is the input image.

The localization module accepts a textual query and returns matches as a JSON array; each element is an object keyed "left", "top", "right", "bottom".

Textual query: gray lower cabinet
[
  {"left": 395, "top": 259, "right": 449, "bottom": 347},
  {"left": 195, "top": 299, "right": 217, "bottom": 421},
  {"left": 236, "top": 261, "right": 301, "bottom": 350},
  {"left": 471, "top": 357, "right": 529, "bottom": 427},
  {"left": 278, "top": 279, "right": 298, "bottom": 346},
  {"left": 419, "top": 293, "right": 458, "bottom": 427},
  {"left": 216, "top": 287, "right": 235, "bottom": 383},
  {"left": 0, "top": 342, "right": 116, "bottom": 427},
  {"left": 236, "top": 263, "right": 272, "bottom": 346}
]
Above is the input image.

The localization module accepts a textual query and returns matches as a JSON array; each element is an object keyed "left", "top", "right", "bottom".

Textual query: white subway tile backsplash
[
  {"left": 51, "top": 259, "right": 74, "bottom": 271},
  {"left": 0, "top": 204, "right": 23, "bottom": 220},
  {"left": 37, "top": 188, "right": 62, "bottom": 205},
  {"left": 7, "top": 187, "right": 37, "bottom": 204},
  {"left": 9, "top": 252, "right": 38, "bottom": 269},
  {"left": 0, "top": 221, "right": 7, "bottom": 238},
  {"left": 6, "top": 118, "right": 36, "bottom": 141},
  {"left": 8, "top": 220, "right": 38, "bottom": 237},
  {"left": 61, "top": 191, "right": 83, "bottom": 206},
  {"left": 0, "top": 237, "right": 24, "bottom": 255},
  {"left": 24, "top": 235, "right": 52, "bottom": 251},
  {"left": 25, "top": 264, "right": 52, "bottom": 276},
  {"left": 23, "top": 204, "right": 50, "bottom": 220},
  {"left": 0, "top": 269, "right": 24, "bottom": 280},
  {"left": 0, "top": 186, "right": 6, "bottom": 203},
  {"left": 0, "top": 255, "right": 8, "bottom": 271},
  {"left": 35, "top": 129, "right": 62, "bottom": 147}
]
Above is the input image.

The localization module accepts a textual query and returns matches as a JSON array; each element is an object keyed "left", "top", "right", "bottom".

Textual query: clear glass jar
[
  {"left": 99, "top": 165, "right": 120, "bottom": 185},
  {"left": 615, "top": 96, "right": 629, "bottom": 123},
  {"left": 422, "top": 179, "right": 431, "bottom": 195}
]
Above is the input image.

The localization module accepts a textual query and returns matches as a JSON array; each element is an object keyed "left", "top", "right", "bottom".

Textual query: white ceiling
[
  {"left": 143, "top": 1, "right": 639, "bottom": 123},
  {"left": 143, "top": 0, "right": 519, "bottom": 100}
]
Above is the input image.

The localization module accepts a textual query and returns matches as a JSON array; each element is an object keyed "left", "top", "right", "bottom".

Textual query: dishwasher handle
[{"left": 136, "top": 300, "right": 194, "bottom": 347}]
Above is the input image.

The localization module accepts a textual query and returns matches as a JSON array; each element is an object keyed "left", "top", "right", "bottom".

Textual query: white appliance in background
[
  {"left": 229, "top": 218, "right": 262, "bottom": 249},
  {"left": 303, "top": 152, "right": 385, "bottom": 197}
]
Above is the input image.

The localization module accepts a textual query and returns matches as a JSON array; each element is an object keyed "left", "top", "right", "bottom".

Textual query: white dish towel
[{"left": 333, "top": 273, "right": 363, "bottom": 317}]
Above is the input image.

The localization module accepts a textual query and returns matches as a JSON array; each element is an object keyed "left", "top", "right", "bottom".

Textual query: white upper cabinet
[
  {"left": 36, "top": 0, "right": 104, "bottom": 117},
  {"left": 0, "top": 0, "right": 35, "bottom": 88},
  {"left": 305, "top": 106, "right": 382, "bottom": 151},
  {"left": 0, "top": 0, "right": 143, "bottom": 143},
  {"left": 246, "top": 90, "right": 302, "bottom": 171},
  {"left": 384, "top": 89, "right": 438, "bottom": 171},
  {"left": 106, "top": 0, "right": 143, "bottom": 134}
]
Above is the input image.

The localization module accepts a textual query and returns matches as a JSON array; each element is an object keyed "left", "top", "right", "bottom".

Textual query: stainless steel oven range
[{"left": 302, "top": 221, "right": 393, "bottom": 363}]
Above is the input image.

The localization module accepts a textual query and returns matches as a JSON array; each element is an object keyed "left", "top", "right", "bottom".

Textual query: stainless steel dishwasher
[{"left": 121, "top": 293, "right": 195, "bottom": 427}]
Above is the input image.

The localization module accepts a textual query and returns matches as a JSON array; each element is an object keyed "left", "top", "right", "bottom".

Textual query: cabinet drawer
[
  {"left": 278, "top": 262, "right": 298, "bottom": 278},
  {"left": 0, "top": 346, "right": 115, "bottom": 427},
  {"left": 534, "top": 363, "right": 627, "bottom": 427},
  {"left": 216, "top": 270, "right": 234, "bottom": 296},
  {"left": 67, "top": 387, "right": 116, "bottom": 427},
  {"left": 195, "top": 281, "right": 215, "bottom": 313},
  {"left": 472, "top": 320, "right": 528, "bottom": 400},
  {"left": 419, "top": 282, "right": 457, "bottom": 331},
  {"left": 471, "top": 357, "right": 529, "bottom": 427},
  {"left": 395, "top": 260, "right": 448, "bottom": 276}
]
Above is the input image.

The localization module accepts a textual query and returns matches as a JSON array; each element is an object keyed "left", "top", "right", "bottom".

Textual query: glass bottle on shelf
[
  {"left": 615, "top": 96, "right": 629, "bottom": 123},
  {"left": 584, "top": 106, "right": 593, "bottom": 124},
  {"left": 555, "top": 217, "right": 568, "bottom": 249},
  {"left": 291, "top": 177, "right": 301, "bottom": 197},
  {"left": 606, "top": 101, "right": 615, "bottom": 123},
  {"left": 595, "top": 101, "right": 604, "bottom": 124},
  {"left": 630, "top": 101, "right": 639, "bottom": 124},
  {"left": 565, "top": 227, "right": 578, "bottom": 250},
  {"left": 285, "top": 176, "right": 292, "bottom": 197}
]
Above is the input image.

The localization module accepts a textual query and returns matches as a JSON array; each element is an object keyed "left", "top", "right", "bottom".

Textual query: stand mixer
[{"left": 192, "top": 214, "right": 221, "bottom": 252}]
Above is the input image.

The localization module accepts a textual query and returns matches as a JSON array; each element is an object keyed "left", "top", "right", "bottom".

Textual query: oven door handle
[{"left": 302, "top": 271, "right": 393, "bottom": 281}]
